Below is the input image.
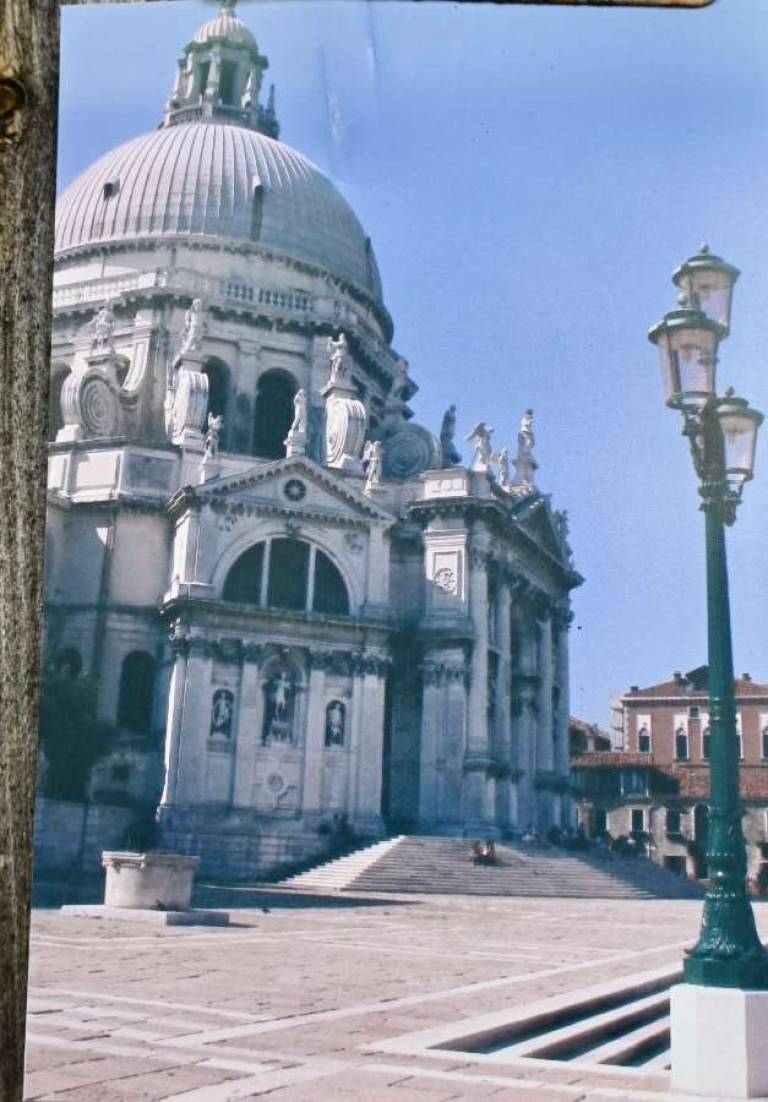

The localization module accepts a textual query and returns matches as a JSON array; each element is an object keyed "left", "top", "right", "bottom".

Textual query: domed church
[{"left": 42, "top": 2, "right": 582, "bottom": 878}]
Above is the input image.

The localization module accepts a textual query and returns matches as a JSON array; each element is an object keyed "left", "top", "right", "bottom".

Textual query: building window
[
  {"left": 688, "top": 705, "right": 700, "bottom": 719},
  {"left": 666, "top": 808, "right": 682, "bottom": 834},
  {"left": 593, "top": 807, "right": 607, "bottom": 836},
  {"left": 253, "top": 370, "right": 297, "bottom": 459},
  {"left": 219, "top": 59, "right": 237, "bottom": 106},
  {"left": 637, "top": 726, "right": 651, "bottom": 754},
  {"left": 675, "top": 727, "right": 689, "bottom": 761},
  {"left": 762, "top": 727, "right": 768, "bottom": 760},
  {"left": 117, "top": 651, "right": 156, "bottom": 734},
  {"left": 102, "top": 179, "right": 119, "bottom": 200},
  {"left": 621, "top": 769, "right": 647, "bottom": 796},
  {"left": 702, "top": 727, "right": 711, "bottom": 760},
  {"left": 223, "top": 539, "right": 349, "bottom": 616},
  {"left": 631, "top": 808, "right": 645, "bottom": 834}
]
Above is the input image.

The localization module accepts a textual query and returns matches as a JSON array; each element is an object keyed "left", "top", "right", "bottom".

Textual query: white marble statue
[
  {"left": 465, "top": 421, "right": 495, "bottom": 472},
  {"left": 290, "top": 388, "right": 308, "bottom": 434},
  {"left": 203, "top": 412, "right": 223, "bottom": 459},
  {"left": 363, "top": 439, "right": 383, "bottom": 491},
  {"left": 91, "top": 298, "right": 118, "bottom": 351},
  {"left": 271, "top": 671, "right": 292, "bottom": 719},
  {"left": 497, "top": 446, "right": 511, "bottom": 489},
  {"left": 180, "top": 298, "right": 207, "bottom": 356},
  {"left": 327, "top": 332, "right": 349, "bottom": 382},
  {"left": 513, "top": 407, "right": 538, "bottom": 489}
]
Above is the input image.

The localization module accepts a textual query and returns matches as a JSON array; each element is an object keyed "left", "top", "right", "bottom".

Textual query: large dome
[{"left": 54, "top": 122, "right": 383, "bottom": 300}]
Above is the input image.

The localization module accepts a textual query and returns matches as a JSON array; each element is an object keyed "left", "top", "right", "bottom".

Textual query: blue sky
[{"left": 59, "top": 0, "right": 768, "bottom": 728}]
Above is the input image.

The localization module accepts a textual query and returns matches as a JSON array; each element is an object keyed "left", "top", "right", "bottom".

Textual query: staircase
[{"left": 282, "top": 835, "right": 704, "bottom": 900}]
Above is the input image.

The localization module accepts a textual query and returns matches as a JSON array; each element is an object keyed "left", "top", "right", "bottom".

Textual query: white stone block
[{"left": 671, "top": 982, "right": 768, "bottom": 1098}]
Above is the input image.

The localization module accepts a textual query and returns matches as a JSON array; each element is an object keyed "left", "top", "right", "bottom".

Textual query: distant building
[
  {"left": 568, "top": 717, "right": 611, "bottom": 757},
  {"left": 571, "top": 667, "right": 768, "bottom": 885}
]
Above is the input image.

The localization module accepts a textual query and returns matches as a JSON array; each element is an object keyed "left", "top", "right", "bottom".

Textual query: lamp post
[
  {"left": 650, "top": 246, "right": 768, "bottom": 1098},
  {"left": 649, "top": 244, "right": 768, "bottom": 989}
]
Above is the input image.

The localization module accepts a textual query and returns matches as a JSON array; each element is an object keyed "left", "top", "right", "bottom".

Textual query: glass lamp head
[
  {"left": 672, "top": 244, "right": 740, "bottom": 334},
  {"left": 648, "top": 307, "right": 721, "bottom": 409},
  {"left": 717, "top": 392, "right": 763, "bottom": 495}
]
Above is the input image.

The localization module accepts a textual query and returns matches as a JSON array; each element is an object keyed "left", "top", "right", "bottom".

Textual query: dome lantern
[{"left": 162, "top": 0, "right": 278, "bottom": 137}]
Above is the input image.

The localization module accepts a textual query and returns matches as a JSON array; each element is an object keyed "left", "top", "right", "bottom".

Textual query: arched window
[
  {"left": 762, "top": 726, "right": 768, "bottom": 760},
  {"left": 313, "top": 550, "right": 349, "bottom": 615},
  {"left": 702, "top": 726, "right": 711, "bottom": 760},
  {"left": 223, "top": 539, "right": 350, "bottom": 616},
  {"left": 203, "top": 358, "right": 230, "bottom": 448},
  {"left": 49, "top": 365, "right": 70, "bottom": 440},
  {"left": 675, "top": 727, "right": 689, "bottom": 761},
  {"left": 222, "top": 542, "right": 265, "bottom": 604},
  {"left": 253, "top": 370, "right": 296, "bottom": 459},
  {"left": 55, "top": 648, "right": 82, "bottom": 679},
  {"left": 637, "top": 726, "right": 651, "bottom": 754},
  {"left": 219, "top": 60, "right": 237, "bottom": 106},
  {"left": 117, "top": 651, "right": 156, "bottom": 733}
]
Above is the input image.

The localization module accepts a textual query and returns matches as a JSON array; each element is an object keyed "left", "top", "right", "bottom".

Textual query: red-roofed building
[{"left": 571, "top": 667, "right": 768, "bottom": 887}]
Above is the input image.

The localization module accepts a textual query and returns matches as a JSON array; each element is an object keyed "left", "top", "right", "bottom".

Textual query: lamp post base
[{"left": 671, "top": 983, "right": 768, "bottom": 1098}]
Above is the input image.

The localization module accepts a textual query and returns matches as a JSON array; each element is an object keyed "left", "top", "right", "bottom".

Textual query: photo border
[{"left": 0, "top": 0, "right": 717, "bottom": 1095}]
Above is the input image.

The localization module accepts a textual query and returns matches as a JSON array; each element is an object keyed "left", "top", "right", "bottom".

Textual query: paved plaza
[{"left": 24, "top": 890, "right": 768, "bottom": 1102}]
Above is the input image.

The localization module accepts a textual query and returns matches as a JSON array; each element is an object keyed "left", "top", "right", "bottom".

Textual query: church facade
[{"left": 41, "top": 3, "right": 582, "bottom": 878}]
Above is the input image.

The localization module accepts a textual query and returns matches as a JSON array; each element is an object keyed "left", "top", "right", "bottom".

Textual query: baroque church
[{"left": 42, "top": 2, "right": 582, "bottom": 878}]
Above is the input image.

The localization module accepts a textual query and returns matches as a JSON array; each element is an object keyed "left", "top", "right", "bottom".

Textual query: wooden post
[{"left": 0, "top": 2, "right": 59, "bottom": 1097}]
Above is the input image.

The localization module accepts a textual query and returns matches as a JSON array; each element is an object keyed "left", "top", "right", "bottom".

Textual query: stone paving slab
[{"left": 24, "top": 892, "right": 768, "bottom": 1101}]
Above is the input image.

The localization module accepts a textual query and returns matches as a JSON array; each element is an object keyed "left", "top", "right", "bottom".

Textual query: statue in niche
[
  {"left": 290, "top": 388, "right": 308, "bottom": 435},
  {"left": 325, "top": 700, "right": 346, "bottom": 748},
  {"left": 203, "top": 413, "right": 223, "bottom": 459},
  {"left": 179, "top": 297, "right": 207, "bottom": 357},
  {"left": 91, "top": 297, "right": 118, "bottom": 351},
  {"left": 210, "top": 689, "right": 234, "bottom": 739},
  {"left": 440, "top": 404, "right": 461, "bottom": 466},
  {"left": 327, "top": 332, "right": 349, "bottom": 383},
  {"left": 263, "top": 670, "right": 295, "bottom": 744},
  {"left": 362, "top": 439, "right": 383, "bottom": 491},
  {"left": 465, "top": 421, "right": 495, "bottom": 472}
]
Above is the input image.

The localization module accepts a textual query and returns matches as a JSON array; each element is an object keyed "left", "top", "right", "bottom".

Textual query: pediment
[
  {"left": 180, "top": 456, "right": 394, "bottom": 525},
  {"left": 514, "top": 493, "right": 572, "bottom": 566}
]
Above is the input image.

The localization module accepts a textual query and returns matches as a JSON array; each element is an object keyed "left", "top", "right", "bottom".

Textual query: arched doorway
[{"left": 253, "top": 370, "right": 296, "bottom": 459}]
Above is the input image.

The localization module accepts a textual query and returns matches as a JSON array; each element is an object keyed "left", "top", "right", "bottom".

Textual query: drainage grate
[{"left": 371, "top": 963, "right": 680, "bottom": 1075}]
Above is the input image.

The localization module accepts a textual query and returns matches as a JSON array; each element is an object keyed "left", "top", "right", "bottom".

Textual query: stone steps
[{"left": 282, "top": 835, "right": 704, "bottom": 900}]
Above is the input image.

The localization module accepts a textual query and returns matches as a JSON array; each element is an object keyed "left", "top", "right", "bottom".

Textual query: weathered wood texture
[{"left": 0, "top": 1, "right": 59, "bottom": 1097}]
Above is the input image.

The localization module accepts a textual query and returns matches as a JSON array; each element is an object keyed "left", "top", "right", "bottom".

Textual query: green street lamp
[{"left": 649, "top": 245, "right": 768, "bottom": 990}]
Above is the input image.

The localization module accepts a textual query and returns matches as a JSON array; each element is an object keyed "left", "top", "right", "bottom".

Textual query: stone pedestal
[
  {"left": 670, "top": 983, "right": 768, "bottom": 1098},
  {"left": 102, "top": 851, "right": 199, "bottom": 910}
]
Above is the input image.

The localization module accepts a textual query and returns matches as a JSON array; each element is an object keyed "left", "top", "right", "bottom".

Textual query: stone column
[
  {"left": 553, "top": 603, "right": 574, "bottom": 827},
  {"left": 165, "top": 638, "right": 213, "bottom": 808},
  {"left": 510, "top": 588, "right": 541, "bottom": 831},
  {"left": 231, "top": 644, "right": 265, "bottom": 809},
  {"left": 301, "top": 649, "right": 329, "bottom": 820},
  {"left": 494, "top": 572, "right": 513, "bottom": 828},
  {"left": 351, "top": 654, "right": 388, "bottom": 836},
  {"left": 534, "top": 598, "right": 555, "bottom": 831},
  {"left": 464, "top": 539, "right": 493, "bottom": 830},
  {"left": 159, "top": 633, "right": 189, "bottom": 809}
]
